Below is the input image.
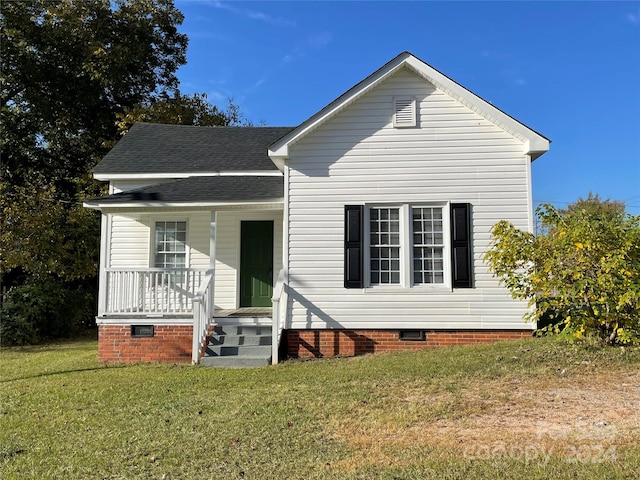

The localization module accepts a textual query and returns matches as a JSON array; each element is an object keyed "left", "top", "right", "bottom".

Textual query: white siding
[
  {"left": 109, "top": 215, "right": 148, "bottom": 268},
  {"left": 107, "top": 209, "right": 283, "bottom": 310},
  {"left": 214, "top": 210, "right": 283, "bottom": 309},
  {"left": 286, "top": 68, "right": 533, "bottom": 330}
]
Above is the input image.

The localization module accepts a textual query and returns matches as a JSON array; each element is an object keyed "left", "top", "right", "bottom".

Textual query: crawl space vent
[
  {"left": 399, "top": 330, "right": 425, "bottom": 341},
  {"left": 131, "top": 325, "right": 154, "bottom": 338}
]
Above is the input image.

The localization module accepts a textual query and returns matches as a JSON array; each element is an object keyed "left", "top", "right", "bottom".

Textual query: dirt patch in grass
[{"left": 330, "top": 367, "right": 640, "bottom": 469}]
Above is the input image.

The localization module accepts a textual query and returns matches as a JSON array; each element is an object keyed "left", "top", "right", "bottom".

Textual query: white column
[
  {"left": 209, "top": 211, "right": 217, "bottom": 312},
  {"left": 97, "top": 212, "right": 110, "bottom": 316}
]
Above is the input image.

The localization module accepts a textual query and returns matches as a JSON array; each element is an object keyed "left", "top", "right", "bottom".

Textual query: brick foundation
[
  {"left": 98, "top": 325, "right": 193, "bottom": 363},
  {"left": 287, "top": 329, "right": 532, "bottom": 358}
]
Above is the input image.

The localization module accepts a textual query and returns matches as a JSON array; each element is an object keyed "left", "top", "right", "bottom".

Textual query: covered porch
[
  {"left": 97, "top": 264, "right": 286, "bottom": 366},
  {"left": 85, "top": 175, "right": 288, "bottom": 365}
]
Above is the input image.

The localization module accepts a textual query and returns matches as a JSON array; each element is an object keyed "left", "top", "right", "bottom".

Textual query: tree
[
  {"left": 1, "top": 0, "right": 188, "bottom": 280},
  {"left": 0, "top": 0, "right": 190, "bottom": 342},
  {"left": 485, "top": 197, "right": 640, "bottom": 345},
  {"left": 563, "top": 192, "right": 626, "bottom": 218},
  {"left": 115, "top": 91, "right": 247, "bottom": 137}
]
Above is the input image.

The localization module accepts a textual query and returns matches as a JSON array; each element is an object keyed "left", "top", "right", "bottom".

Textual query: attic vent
[{"left": 393, "top": 97, "right": 417, "bottom": 128}]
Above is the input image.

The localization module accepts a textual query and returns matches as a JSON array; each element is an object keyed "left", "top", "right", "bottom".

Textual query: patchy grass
[{"left": 1, "top": 336, "right": 639, "bottom": 479}]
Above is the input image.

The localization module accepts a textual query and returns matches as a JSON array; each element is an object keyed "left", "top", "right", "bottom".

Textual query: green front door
[{"left": 240, "top": 221, "right": 274, "bottom": 307}]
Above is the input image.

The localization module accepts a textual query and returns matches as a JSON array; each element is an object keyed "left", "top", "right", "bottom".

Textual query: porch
[{"left": 97, "top": 268, "right": 286, "bottom": 366}]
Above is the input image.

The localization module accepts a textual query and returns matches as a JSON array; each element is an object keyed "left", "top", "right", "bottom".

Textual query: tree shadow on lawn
[{"left": 0, "top": 364, "right": 126, "bottom": 383}]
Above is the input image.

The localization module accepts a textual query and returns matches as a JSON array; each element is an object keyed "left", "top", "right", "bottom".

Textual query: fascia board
[
  {"left": 268, "top": 52, "right": 549, "bottom": 161},
  {"left": 268, "top": 54, "right": 410, "bottom": 160},
  {"left": 93, "top": 171, "right": 282, "bottom": 181},
  {"left": 403, "top": 56, "right": 550, "bottom": 156},
  {"left": 83, "top": 199, "right": 285, "bottom": 211}
]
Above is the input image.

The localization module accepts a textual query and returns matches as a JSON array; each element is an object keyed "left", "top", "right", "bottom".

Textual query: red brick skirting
[
  {"left": 98, "top": 325, "right": 193, "bottom": 363},
  {"left": 287, "top": 329, "right": 532, "bottom": 358}
]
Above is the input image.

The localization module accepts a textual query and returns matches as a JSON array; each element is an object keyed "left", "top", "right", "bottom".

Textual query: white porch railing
[
  {"left": 192, "top": 269, "right": 215, "bottom": 364},
  {"left": 271, "top": 268, "right": 287, "bottom": 365},
  {"left": 103, "top": 268, "right": 209, "bottom": 315}
]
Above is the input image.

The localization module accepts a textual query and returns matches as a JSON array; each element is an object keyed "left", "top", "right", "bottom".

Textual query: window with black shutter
[
  {"left": 343, "top": 203, "right": 473, "bottom": 289},
  {"left": 344, "top": 205, "right": 364, "bottom": 288},
  {"left": 450, "top": 203, "right": 472, "bottom": 288}
]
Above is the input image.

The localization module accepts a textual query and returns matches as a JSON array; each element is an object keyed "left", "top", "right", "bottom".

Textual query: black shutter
[
  {"left": 450, "top": 203, "right": 472, "bottom": 288},
  {"left": 344, "top": 205, "right": 364, "bottom": 288}
]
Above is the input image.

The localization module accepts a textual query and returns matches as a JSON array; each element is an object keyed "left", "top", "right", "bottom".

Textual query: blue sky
[{"left": 175, "top": 0, "right": 640, "bottom": 214}]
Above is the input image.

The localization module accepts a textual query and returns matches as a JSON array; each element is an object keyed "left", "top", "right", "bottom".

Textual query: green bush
[
  {"left": 0, "top": 280, "right": 96, "bottom": 345},
  {"left": 485, "top": 197, "right": 640, "bottom": 345}
]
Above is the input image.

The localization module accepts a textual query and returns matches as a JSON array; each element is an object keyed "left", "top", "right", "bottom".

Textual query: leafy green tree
[
  {"left": 1, "top": 0, "right": 188, "bottom": 281},
  {"left": 563, "top": 192, "right": 626, "bottom": 218},
  {"left": 0, "top": 0, "right": 199, "bottom": 343},
  {"left": 115, "top": 91, "right": 247, "bottom": 137},
  {"left": 485, "top": 197, "right": 640, "bottom": 345}
]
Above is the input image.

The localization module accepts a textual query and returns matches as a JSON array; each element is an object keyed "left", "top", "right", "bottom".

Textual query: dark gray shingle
[
  {"left": 87, "top": 176, "right": 284, "bottom": 204},
  {"left": 93, "top": 123, "right": 294, "bottom": 174}
]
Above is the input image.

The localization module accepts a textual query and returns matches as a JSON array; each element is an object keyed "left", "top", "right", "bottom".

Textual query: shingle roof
[
  {"left": 93, "top": 123, "right": 295, "bottom": 174},
  {"left": 86, "top": 176, "right": 284, "bottom": 205}
]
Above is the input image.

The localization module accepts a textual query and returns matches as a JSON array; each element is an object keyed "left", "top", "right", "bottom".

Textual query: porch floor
[{"left": 215, "top": 307, "right": 272, "bottom": 318}]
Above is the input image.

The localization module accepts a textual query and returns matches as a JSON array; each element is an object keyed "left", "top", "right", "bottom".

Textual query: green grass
[{"left": 1, "top": 335, "right": 639, "bottom": 479}]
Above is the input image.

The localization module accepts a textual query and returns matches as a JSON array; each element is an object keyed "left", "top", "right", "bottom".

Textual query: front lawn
[{"left": 1, "top": 336, "right": 639, "bottom": 479}]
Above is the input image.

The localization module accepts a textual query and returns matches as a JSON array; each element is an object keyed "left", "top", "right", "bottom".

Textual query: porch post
[
  {"left": 97, "top": 212, "right": 110, "bottom": 316},
  {"left": 209, "top": 210, "right": 217, "bottom": 308}
]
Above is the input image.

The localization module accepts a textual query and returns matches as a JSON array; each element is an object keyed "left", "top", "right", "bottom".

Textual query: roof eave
[
  {"left": 524, "top": 137, "right": 551, "bottom": 161},
  {"left": 83, "top": 199, "right": 285, "bottom": 211},
  {"left": 93, "top": 171, "right": 282, "bottom": 181},
  {"left": 268, "top": 51, "right": 551, "bottom": 161},
  {"left": 268, "top": 52, "right": 411, "bottom": 160}
]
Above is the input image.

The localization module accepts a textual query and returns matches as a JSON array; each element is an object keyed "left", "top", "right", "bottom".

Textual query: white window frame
[
  {"left": 151, "top": 219, "right": 190, "bottom": 269},
  {"left": 412, "top": 206, "right": 446, "bottom": 285},
  {"left": 364, "top": 203, "right": 451, "bottom": 289},
  {"left": 368, "top": 205, "right": 403, "bottom": 286}
]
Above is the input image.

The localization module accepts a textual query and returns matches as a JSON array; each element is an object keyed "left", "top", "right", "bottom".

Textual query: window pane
[
  {"left": 154, "top": 221, "right": 187, "bottom": 269},
  {"left": 412, "top": 207, "right": 444, "bottom": 284},
  {"left": 369, "top": 207, "right": 402, "bottom": 285},
  {"left": 369, "top": 209, "right": 401, "bottom": 285}
]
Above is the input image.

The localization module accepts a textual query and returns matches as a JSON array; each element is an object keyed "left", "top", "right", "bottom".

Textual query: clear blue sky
[{"left": 175, "top": 0, "right": 640, "bottom": 214}]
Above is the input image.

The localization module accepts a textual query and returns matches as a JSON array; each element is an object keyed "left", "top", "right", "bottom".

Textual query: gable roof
[
  {"left": 84, "top": 175, "right": 284, "bottom": 209},
  {"left": 93, "top": 123, "right": 294, "bottom": 179},
  {"left": 268, "top": 51, "right": 550, "bottom": 167}
]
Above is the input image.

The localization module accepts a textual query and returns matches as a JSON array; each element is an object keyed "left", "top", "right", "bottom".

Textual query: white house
[{"left": 85, "top": 52, "right": 550, "bottom": 366}]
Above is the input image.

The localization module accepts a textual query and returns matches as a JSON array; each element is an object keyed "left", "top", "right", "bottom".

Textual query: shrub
[
  {"left": 0, "top": 280, "right": 96, "bottom": 346},
  {"left": 485, "top": 199, "right": 640, "bottom": 345}
]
